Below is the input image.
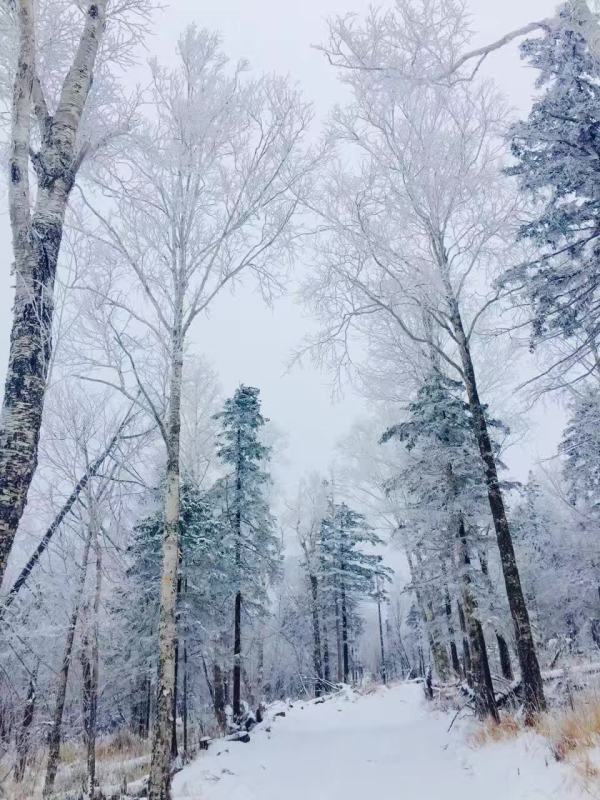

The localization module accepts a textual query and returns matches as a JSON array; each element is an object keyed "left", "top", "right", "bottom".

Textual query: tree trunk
[
  {"left": 80, "top": 642, "right": 94, "bottom": 795},
  {"left": 457, "top": 601, "right": 472, "bottom": 684},
  {"left": 340, "top": 574, "right": 350, "bottom": 684},
  {"left": 171, "top": 638, "right": 179, "bottom": 759},
  {"left": 148, "top": 328, "right": 184, "bottom": 800},
  {"left": 233, "top": 590, "right": 242, "bottom": 721},
  {"left": 43, "top": 526, "right": 92, "bottom": 797},
  {"left": 256, "top": 631, "right": 265, "bottom": 702},
  {"left": 232, "top": 425, "right": 243, "bottom": 722},
  {"left": 82, "top": 500, "right": 102, "bottom": 798},
  {"left": 182, "top": 642, "right": 188, "bottom": 758},
  {"left": 142, "top": 677, "right": 151, "bottom": 739},
  {"left": 447, "top": 293, "right": 546, "bottom": 719},
  {"left": 479, "top": 547, "right": 516, "bottom": 683},
  {"left": 444, "top": 584, "right": 461, "bottom": 677},
  {"left": 201, "top": 654, "right": 214, "bottom": 705},
  {"left": 309, "top": 573, "right": 323, "bottom": 695},
  {"left": 212, "top": 663, "right": 226, "bottom": 732},
  {"left": 334, "top": 586, "right": 343, "bottom": 682},
  {"left": 458, "top": 519, "right": 499, "bottom": 722},
  {"left": 497, "top": 633, "right": 514, "bottom": 682},
  {"left": 0, "top": 0, "right": 108, "bottom": 586},
  {"left": 408, "top": 550, "right": 450, "bottom": 682},
  {"left": 322, "top": 620, "right": 331, "bottom": 684},
  {"left": 14, "top": 666, "right": 37, "bottom": 783},
  {"left": 377, "top": 597, "right": 387, "bottom": 685}
]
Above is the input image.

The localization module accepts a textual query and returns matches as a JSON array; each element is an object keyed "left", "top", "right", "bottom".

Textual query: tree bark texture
[
  {"left": 148, "top": 328, "right": 184, "bottom": 800},
  {"left": 43, "top": 526, "right": 92, "bottom": 797},
  {"left": 450, "top": 301, "right": 546, "bottom": 718},
  {"left": 0, "top": 0, "right": 108, "bottom": 586}
]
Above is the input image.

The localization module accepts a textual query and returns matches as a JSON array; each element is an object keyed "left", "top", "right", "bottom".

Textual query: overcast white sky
[{"left": 0, "top": 0, "right": 563, "bottom": 494}]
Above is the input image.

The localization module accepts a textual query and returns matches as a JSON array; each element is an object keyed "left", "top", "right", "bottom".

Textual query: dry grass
[
  {"left": 468, "top": 714, "right": 522, "bottom": 747},
  {"left": 468, "top": 691, "right": 600, "bottom": 797},
  {"left": 536, "top": 693, "right": 600, "bottom": 764},
  {"left": 1, "top": 731, "right": 151, "bottom": 799},
  {"left": 95, "top": 729, "right": 148, "bottom": 763}
]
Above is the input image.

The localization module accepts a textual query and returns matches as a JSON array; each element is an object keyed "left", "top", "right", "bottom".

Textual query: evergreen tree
[
  {"left": 381, "top": 369, "right": 511, "bottom": 719},
  {"left": 214, "top": 385, "right": 280, "bottom": 721},
  {"left": 506, "top": 4, "right": 600, "bottom": 347},
  {"left": 560, "top": 388, "right": 600, "bottom": 510},
  {"left": 112, "top": 481, "right": 230, "bottom": 739},
  {"left": 319, "top": 499, "right": 391, "bottom": 684}
]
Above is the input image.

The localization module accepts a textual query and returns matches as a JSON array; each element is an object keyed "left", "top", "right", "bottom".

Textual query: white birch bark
[
  {"left": 0, "top": 0, "right": 108, "bottom": 585},
  {"left": 148, "top": 322, "right": 184, "bottom": 800}
]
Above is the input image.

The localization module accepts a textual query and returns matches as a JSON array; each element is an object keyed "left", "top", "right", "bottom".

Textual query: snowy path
[{"left": 173, "top": 683, "right": 582, "bottom": 800}]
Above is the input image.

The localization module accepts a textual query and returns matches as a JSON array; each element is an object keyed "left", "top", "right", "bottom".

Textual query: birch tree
[
  {"left": 0, "top": 0, "right": 151, "bottom": 586},
  {"left": 78, "top": 27, "right": 312, "bottom": 798},
  {"left": 305, "top": 6, "right": 546, "bottom": 718}
]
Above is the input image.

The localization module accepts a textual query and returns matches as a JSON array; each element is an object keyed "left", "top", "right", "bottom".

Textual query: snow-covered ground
[{"left": 173, "top": 683, "right": 584, "bottom": 800}]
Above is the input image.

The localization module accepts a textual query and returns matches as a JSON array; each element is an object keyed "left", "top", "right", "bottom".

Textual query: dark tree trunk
[
  {"left": 458, "top": 519, "right": 499, "bottom": 722},
  {"left": 334, "top": 584, "right": 343, "bottom": 682},
  {"left": 80, "top": 635, "right": 98, "bottom": 798},
  {"left": 457, "top": 602, "right": 473, "bottom": 684},
  {"left": 309, "top": 574, "right": 323, "bottom": 696},
  {"left": 171, "top": 637, "right": 179, "bottom": 758},
  {"left": 133, "top": 677, "right": 150, "bottom": 738},
  {"left": 182, "top": 642, "right": 188, "bottom": 758},
  {"left": 201, "top": 655, "right": 214, "bottom": 705},
  {"left": 233, "top": 590, "right": 242, "bottom": 721},
  {"left": 256, "top": 633, "right": 265, "bottom": 701},
  {"left": 448, "top": 295, "right": 546, "bottom": 719},
  {"left": 232, "top": 425, "right": 243, "bottom": 723},
  {"left": 497, "top": 633, "right": 514, "bottom": 682},
  {"left": 417, "top": 646, "right": 425, "bottom": 678},
  {"left": 449, "top": 640, "right": 461, "bottom": 677},
  {"left": 14, "top": 667, "right": 37, "bottom": 783},
  {"left": 145, "top": 677, "right": 152, "bottom": 738},
  {"left": 444, "top": 584, "right": 462, "bottom": 677},
  {"left": 377, "top": 597, "right": 387, "bottom": 685},
  {"left": 340, "top": 574, "right": 350, "bottom": 683},
  {"left": 322, "top": 620, "right": 331, "bottom": 684}
]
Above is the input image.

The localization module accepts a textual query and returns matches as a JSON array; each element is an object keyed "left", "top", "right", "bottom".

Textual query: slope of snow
[{"left": 173, "top": 683, "right": 583, "bottom": 800}]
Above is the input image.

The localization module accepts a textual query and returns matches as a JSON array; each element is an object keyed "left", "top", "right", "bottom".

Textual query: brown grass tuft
[
  {"left": 536, "top": 692, "right": 600, "bottom": 763},
  {"left": 469, "top": 714, "right": 523, "bottom": 747}
]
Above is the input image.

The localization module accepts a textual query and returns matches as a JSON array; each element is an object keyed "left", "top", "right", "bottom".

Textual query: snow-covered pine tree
[
  {"left": 560, "top": 389, "right": 600, "bottom": 510},
  {"left": 112, "top": 480, "right": 231, "bottom": 741},
  {"left": 381, "top": 368, "right": 512, "bottom": 720},
  {"left": 214, "top": 385, "right": 280, "bottom": 722},
  {"left": 506, "top": 3, "right": 600, "bottom": 357},
  {"left": 319, "top": 498, "right": 392, "bottom": 684}
]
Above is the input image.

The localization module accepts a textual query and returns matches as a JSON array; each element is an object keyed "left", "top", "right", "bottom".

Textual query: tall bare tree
[
  {"left": 78, "top": 27, "right": 313, "bottom": 798},
  {"left": 305, "top": 4, "right": 545, "bottom": 717}
]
